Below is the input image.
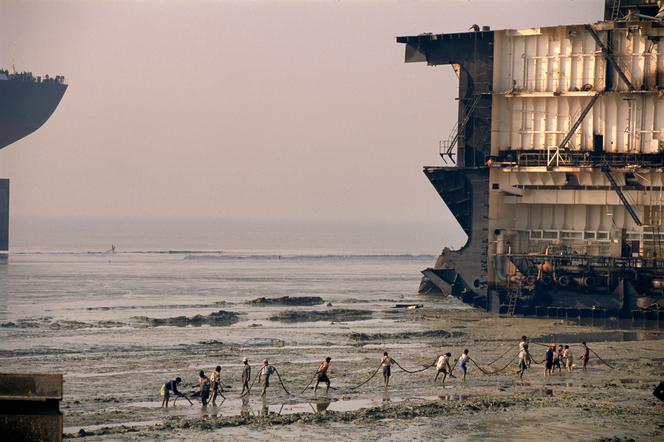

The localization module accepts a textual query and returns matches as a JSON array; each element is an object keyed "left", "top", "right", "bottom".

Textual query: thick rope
[
  {"left": 468, "top": 357, "right": 495, "bottom": 375},
  {"left": 272, "top": 367, "right": 292, "bottom": 396},
  {"left": 349, "top": 364, "right": 382, "bottom": 390},
  {"left": 392, "top": 359, "right": 436, "bottom": 374},
  {"left": 589, "top": 347, "right": 615, "bottom": 369},
  {"left": 301, "top": 372, "right": 318, "bottom": 394},
  {"left": 489, "top": 353, "right": 519, "bottom": 374},
  {"left": 486, "top": 346, "right": 515, "bottom": 366}
]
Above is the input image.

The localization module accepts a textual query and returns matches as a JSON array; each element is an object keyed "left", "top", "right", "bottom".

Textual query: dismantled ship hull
[{"left": 399, "top": 1, "right": 664, "bottom": 319}]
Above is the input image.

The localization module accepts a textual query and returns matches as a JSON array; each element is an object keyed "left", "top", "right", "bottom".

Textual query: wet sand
[{"left": 51, "top": 308, "right": 664, "bottom": 440}]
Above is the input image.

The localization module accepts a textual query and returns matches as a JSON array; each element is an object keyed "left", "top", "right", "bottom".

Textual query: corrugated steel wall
[{"left": 491, "top": 25, "right": 664, "bottom": 153}]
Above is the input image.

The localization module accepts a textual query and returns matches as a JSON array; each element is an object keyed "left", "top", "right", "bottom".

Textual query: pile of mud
[
  {"left": 0, "top": 318, "right": 125, "bottom": 330},
  {"left": 349, "top": 329, "right": 463, "bottom": 342},
  {"left": 269, "top": 309, "right": 372, "bottom": 322},
  {"left": 248, "top": 296, "right": 325, "bottom": 306},
  {"left": 132, "top": 310, "right": 240, "bottom": 327}
]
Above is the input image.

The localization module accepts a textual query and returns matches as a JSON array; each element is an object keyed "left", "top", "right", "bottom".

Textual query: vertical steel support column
[{"left": 0, "top": 179, "right": 8, "bottom": 254}]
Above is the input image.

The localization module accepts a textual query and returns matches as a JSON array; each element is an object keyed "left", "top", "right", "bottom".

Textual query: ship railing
[
  {"left": 499, "top": 252, "right": 664, "bottom": 270},
  {"left": 495, "top": 149, "right": 664, "bottom": 168}
]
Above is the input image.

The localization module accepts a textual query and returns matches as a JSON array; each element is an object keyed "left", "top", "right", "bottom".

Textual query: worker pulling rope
[
  {"left": 240, "top": 369, "right": 260, "bottom": 398},
  {"left": 528, "top": 342, "right": 615, "bottom": 369}
]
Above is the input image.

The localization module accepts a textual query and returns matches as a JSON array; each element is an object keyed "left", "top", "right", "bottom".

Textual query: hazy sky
[{"left": 0, "top": 0, "right": 602, "bottom": 251}]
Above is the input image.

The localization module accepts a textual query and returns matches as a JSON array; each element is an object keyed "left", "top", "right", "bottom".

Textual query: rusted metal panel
[
  {"left": 0, "top": 373, "right": 63, "bottom": 400},
  {"left": 0, "top": 373, "right": 63, "bottom": 442},
  {"left": 0, "top": 413, "right": 63, "bottom": 442}
]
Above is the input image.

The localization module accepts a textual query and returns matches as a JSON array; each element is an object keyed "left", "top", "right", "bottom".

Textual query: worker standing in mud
[
  {"left": 543, "top": 345, "right": 554, "bottom": 377},
  {"left": 314, "top": 357, "right": 332, "bottom": 393},
  {"left": 517, "top": 345, "right": 529, "bottom": 380},
  {"left": 553, "top": 345, "right": 563, "bottom": 375},
  {"left": 241, "top": 357, "right": 251, "bottom": 395},
  {"left": 381, "top": 352, "right": 393, "bottom": 388},
  {"left": 580, "top": 342, "right": 590, "bottom": 370},
  {"left": 458, "top": 349, "right": 470, "bottom": 381},
  {"left": 434, "top": 352, "right": 453, "bottom": 384},
  {"left": 210, "top": 366, "right": 223, "bottom": 405},
  {"left": 259, "top": 359, "right": 274, "bottom": 397},
  {"left": 160, "top": 377, "right": 187, "bottom": 407},
  {"left": 563, "top": 345, "right": 573, "bottom": 372},
  {"left": 198, "top": 370, "right": 211, "bottom": 406}
]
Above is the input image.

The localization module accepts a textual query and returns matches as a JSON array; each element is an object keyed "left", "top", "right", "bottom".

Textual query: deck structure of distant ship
[{"left": 398, "top": 0, "right": 664, "bottom": 320}]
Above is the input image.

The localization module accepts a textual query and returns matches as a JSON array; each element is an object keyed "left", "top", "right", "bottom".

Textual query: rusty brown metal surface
[{"left": 0, "top": 373, "right": 63, "bottom": 442}]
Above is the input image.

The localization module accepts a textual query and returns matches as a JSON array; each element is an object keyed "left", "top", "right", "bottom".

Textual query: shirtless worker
[
  {"left": 434, "top": 352, "right": 453, "bottom": 384},
  {"left": 210, "top": 366, "right": 224, "bottom": 405},
  {"left": 458, "top": 349, "right": 470, "bottom": 382},
  {"left": 517, "top": 346, "right": 528, "bottom": 380},
  {"left": 198, "top": 370, "right": 211, "bottom": 406},
  {"left": 381, "top": 352, "right": 393, "bottom": 388},
  {"left": 580, "top": 341, "right": 590, "bottom": 371},
  {"left": 314, "top": 357, "right": 332, "bottom": 393},
  {"left": 563, "top": 345, "right": 573, "bottom": 372}
]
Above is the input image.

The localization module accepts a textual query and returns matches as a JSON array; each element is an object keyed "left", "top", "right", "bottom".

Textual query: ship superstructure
[
  {"left": 0, "top": 69, "right": 67, "bottom": 254},
  {"left": 398, "top": 0, "right": 664, "bottom": 319}
]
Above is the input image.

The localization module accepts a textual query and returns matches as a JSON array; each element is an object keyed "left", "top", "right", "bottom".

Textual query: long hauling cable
[
  {"left": 348, "top": 364, "right": 382, "bottom": 390},
  {"left": 272, "top": 367, "right": 292, "bottom": 396},
  {"left": 392, "top": 359, "right": 436, "bottom": 374}
]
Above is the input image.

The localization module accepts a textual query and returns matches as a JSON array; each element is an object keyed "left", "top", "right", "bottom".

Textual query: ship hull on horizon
[
  {"left": 0, "top": 72, "right": 67, "bottom": 255},
  {"left": 0, "top": 77, "right": 67, "bottom": 150}
]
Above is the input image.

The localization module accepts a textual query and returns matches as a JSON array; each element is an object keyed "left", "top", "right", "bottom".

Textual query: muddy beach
[
  {"left": 58, "top": 310, "right": 663, "bottom": 441},
  {"left": 1, "top": 253, "right": 663, "bottom": 440}
]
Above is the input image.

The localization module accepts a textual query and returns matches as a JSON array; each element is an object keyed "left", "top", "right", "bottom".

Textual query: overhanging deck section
[{"left": 397, "top": 31, "right": 494, "bottom": 168}]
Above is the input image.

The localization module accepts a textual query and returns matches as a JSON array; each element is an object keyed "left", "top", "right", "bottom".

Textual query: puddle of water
[{"left": 64, "top": 419, "right": 161, "bottom": 434}]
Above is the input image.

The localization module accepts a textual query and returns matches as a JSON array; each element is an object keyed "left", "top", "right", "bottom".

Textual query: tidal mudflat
[{"left": 0, "top": 252, "right": 662, "bottom": 440}]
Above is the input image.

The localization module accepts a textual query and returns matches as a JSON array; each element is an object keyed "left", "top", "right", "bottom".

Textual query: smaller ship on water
[{"left": 0, "top": 68, "right": 67, "bottom": 255}]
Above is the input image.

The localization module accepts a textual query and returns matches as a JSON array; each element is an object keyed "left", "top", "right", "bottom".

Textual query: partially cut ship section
[{"left": 398, "top": 0, "right": 664, "bottom": 319}]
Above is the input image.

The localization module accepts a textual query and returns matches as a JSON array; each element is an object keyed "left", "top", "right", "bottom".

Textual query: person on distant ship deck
[
  {"left": 314, "top": 357, "right": 332, "bottom": 393},
  {"left": 381, "top": 352, "right": 393, "bottom": 388}
]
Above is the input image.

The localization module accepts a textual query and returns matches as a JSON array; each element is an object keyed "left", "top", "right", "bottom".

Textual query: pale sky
[{"left": 0, "top": 0, "right": 602, "bottom": 251}]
